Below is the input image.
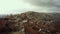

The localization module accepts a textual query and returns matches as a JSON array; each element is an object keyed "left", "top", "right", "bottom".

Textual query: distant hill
[{"left": 0, "top": 15, "right": 8, "bottom": 18}]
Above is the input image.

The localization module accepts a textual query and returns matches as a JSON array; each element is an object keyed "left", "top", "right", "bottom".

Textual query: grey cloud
[
  {"left": 24, "top": 0, "right": 60, "bottom": 12},
  {"left": 25, "top": 0, "right": 60, "bottom": 7}
]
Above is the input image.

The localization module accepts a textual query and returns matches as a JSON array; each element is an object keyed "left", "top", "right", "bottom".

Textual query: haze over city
[{"left": 0, "top": 0, "right": 60, "bottom": 15}]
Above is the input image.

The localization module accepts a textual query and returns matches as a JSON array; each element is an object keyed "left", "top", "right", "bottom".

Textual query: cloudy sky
[{"left": 0, "top": 0, "right": 60, "bottom": 15}]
